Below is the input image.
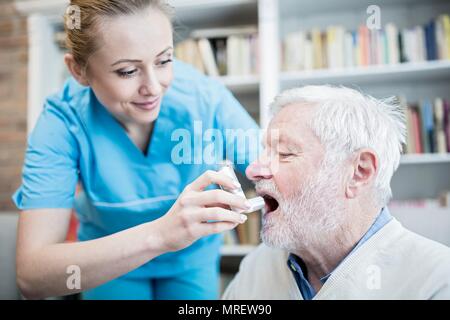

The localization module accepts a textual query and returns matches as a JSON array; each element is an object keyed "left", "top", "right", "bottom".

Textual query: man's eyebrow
[
  {"left": 110, "top": 47, "right": 173, "bottom": 67},
  {"left": 279, "top": 133, "right": 302, "bottom": 150}
]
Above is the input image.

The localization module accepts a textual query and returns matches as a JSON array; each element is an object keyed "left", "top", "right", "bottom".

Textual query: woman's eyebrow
[
  {"left": 110, "top": 47, "right": 173, "bottom": 66},
  {"left": 156, "top": 46, "right": 173, "bottom": 57},
  {"left": 110, "top": 59, "right": 142, "bottom": 67}
]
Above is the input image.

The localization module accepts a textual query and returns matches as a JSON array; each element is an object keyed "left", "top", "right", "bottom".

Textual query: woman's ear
[
  {"left": 345, "top": 149, "right": 378, "bottom": 199},
  {"left": 64, "top": 53, "right": 89, "bottom": 86}
]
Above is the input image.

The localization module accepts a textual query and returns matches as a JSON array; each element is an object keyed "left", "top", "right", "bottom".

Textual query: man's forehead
[
  {"left": 264, "top": 103, "right": 316, "bottom": 146},
  {"left": 274, "top": 102, "right": 314, "bottom": 122}
]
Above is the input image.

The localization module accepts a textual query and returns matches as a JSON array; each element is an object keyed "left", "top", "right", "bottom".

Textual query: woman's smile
[{"left": 131, "top": 96, "right": 160, "bottom": 111}]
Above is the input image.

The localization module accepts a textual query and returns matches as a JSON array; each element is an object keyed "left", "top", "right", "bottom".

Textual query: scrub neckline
[{"left": 92, "top": 93, "right": 162, "bottom": 164}]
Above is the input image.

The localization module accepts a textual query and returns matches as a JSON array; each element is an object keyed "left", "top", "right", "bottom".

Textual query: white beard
[{"left": 257, "top": 161, "right": 348, "bottom": 252}]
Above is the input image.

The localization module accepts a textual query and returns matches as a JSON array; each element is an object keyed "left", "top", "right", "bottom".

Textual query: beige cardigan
[{"left": 222, "top": 218, "right": 450, "bottom": 300}]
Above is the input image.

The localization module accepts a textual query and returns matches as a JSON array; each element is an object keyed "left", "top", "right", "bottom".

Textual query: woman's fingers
[
  {"left": 187, "top": 170, "right": 240, "bottom": 192},
  {"left": 197, "top": 207, "right": 247, "bottom": 224},
  {"left": 181, "top": 189, "right": 250, "bottom": 210},
  {"left": 198, "top": 221, "right": 240, "bottom": 237}
]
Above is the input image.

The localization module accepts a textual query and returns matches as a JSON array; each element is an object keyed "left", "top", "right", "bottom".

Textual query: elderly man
[{"left": 223, "top": 85, "right": 450, "bottom": 300}]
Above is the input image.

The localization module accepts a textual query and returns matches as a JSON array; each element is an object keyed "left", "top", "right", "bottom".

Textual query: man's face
[{"left": 246, "top": 103, "right": 347, "bottom": 251}]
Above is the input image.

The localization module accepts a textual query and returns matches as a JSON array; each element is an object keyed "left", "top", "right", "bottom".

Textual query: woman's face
[{"left": 86, "top": 8, "right": 174, "bottom": 126}]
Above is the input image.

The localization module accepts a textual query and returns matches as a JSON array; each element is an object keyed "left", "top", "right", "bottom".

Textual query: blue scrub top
[{"left": 12, "top": 59, "right": 260, "bottom": 278}]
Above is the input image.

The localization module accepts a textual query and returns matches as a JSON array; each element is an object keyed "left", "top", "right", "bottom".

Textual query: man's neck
[{"left": 293, "top": 205, "right": 381, "bottom": 293}]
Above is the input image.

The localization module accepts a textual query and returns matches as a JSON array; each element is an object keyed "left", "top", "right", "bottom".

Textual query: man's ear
[
  {"left": 64, "top": 53, "right": 89, "bottom": 86},
  {"left": 345, "top": 149, "right": 378, "bottom": 199}
]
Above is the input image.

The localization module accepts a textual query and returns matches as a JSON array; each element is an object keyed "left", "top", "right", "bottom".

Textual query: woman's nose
[
  {"left": 246, "top": 159, "right": 272, "bottom": 181},
  {"left": 139, "top": 70, "right": 162, "bottom": 96}
]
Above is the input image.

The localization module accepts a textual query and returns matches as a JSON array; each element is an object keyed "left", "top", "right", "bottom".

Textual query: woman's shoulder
[{"left": 43, "top": 77, "right": 91, "bottom": 122}]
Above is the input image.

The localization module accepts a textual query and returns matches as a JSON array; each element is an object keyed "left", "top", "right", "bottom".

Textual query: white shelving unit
[
  {"left": 280, "top": 60, "right": 450, "bottom": 87},
  {"left": 400, "top": 154, "right": 450, "bottom": 165},
  {"left": 15, "top": 0, "right": 450, "bottom": 258},
  {"left": 220, "top": 244, "right": 257, "bottom": 256}
]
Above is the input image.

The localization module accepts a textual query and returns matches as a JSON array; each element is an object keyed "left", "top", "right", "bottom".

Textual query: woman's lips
[{"left": 131, "top": 97, "right": 160, "bottom": 111}]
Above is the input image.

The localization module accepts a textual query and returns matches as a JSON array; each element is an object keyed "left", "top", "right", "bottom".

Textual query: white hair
[{"left": 269, "top": 85, "right": 406, "bottom": 206}]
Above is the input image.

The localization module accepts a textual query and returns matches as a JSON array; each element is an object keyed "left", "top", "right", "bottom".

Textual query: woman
[{"left": 13, "top": 0, "right": 259, "bottom": 300}]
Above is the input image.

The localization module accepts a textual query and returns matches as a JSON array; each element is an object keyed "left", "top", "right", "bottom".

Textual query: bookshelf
[
  {"left": 15, "top": 0, "right": 450, "bottom": 278},
  {"left": 280, "top": 60, "right": 450, "bottom": 87},
  {"left": 400, "top": 153, "right": 450, "bottom": 164},
  {"left": 220, "top": 244, "right": 256, "bottom": 256}
]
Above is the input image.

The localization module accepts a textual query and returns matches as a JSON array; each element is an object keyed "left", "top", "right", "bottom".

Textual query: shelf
[
  {"left": 220, "top": 244, "right": 257, "bottom": 256},
  {"left": 280, "top": 60, "right": 450, "bottom": 88},
  {"left": 279, "top": 0, "right": 447, "bottom": 17},
  {"left": 172, "top": 0, "right": 257, "bottom": 29},
  {"left": 172, "top": 0, "right": 256, "bottom": 9},
  {"left": 400, "top": 154, "right": 450, "bottom": 164},
  {"left": 216, "top": 75, "right": 260, "bottom": 94},
  {"left": 15, "top": 0, "right": 67, "bottom": 16},
  {"left": 15, "top": 0, "right": 258, "bottom": 26}
]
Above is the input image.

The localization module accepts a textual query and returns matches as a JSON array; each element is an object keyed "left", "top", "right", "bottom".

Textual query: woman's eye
[
  {"left": 159, "top": 58, "right": 173, "bottom": 66},
  {"left": 116, "top": 69, "right": 138, "bottom": 78}
]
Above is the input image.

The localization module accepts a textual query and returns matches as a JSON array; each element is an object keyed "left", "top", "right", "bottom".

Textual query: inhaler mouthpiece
[{"left": 218, "top": 161, "right": 265, "bottom": 214}]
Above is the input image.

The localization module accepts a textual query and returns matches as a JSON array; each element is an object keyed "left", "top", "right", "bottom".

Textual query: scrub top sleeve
[
  {"left": 12, "top": 99, "right": 80, "bottom": 210},
  {"left": 214, "top": 85, "right": 261, "bottom": 175}
]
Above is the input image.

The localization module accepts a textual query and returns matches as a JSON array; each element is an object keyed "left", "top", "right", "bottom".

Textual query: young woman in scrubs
[{"left": 13, "top": 0, "right": 259, "bottom": 300}]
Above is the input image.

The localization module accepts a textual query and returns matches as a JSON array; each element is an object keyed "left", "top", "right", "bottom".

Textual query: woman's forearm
[{"left": 17, "top": 220, "right": 167, "bottom": 299}]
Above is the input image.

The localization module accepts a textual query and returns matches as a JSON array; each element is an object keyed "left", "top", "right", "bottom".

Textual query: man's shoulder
[
  {"left": 222, "top": 244, "right": 297, "bottom": 299},
  {"left": 374, "top": 219, "right": 450, "bottom": 284},
  {"left": 399, "top": 226, "right": 450, "bottom": 273},
  {"left": 397, "top": 223, "right": 450, "bottom": 261}
]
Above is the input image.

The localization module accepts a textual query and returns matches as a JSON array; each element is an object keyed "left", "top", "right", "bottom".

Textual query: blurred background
[{"left": 1, "top": 0, "right": 450, "bottom": 299}]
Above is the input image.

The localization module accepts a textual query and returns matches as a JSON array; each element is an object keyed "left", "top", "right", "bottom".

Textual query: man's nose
[{"left": 246, "top": 159, "right": 272, "bottom": 181}]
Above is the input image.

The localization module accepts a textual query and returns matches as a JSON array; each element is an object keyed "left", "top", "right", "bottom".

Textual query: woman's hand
[{"left": 155, "top": 170, "right": 251, "bottom": 252}]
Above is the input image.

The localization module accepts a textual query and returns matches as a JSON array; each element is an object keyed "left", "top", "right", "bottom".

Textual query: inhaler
[{"left": 218, "top": 161, "right": 265, "bottom": 214}]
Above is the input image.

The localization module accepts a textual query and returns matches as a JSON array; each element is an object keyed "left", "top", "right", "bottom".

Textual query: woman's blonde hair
[{"left": 64, "top": 0, "right": 174, "bottom": 69}]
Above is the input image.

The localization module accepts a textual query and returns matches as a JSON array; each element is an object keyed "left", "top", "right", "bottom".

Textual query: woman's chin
[{"left": 131, "top": 106, "right": 161, "bottom": 124}]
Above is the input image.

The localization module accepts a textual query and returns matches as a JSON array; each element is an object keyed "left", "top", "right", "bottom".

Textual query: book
[
  {"left": 210, "top": 38, "right": 227, "bottom": 76},
  {"left": 175, "top": 38, "right": 205, "bottom": 73},
  {"left": 282, "top": 14, "right": 450, "bottom": 72},
  {"left": 444, "top": 99, "right": 450, "bottom": 152},
  {"left": 418, "top": 100, "right": 434, "bottom": 153},
  {"left": 197, "top": 38, "right": 219, "bottom": 77},
  {"left": 175, "top": 25, "right": 259, "bottom": 77},
  {"left": 434, "top": 98, "right": 447, "bottom": 154},
  {"left": 385, "top": 23, "right": 400, "bottom": 64},
  {"left": 311, "top": 28, "right": 323, "bottom": 69}
]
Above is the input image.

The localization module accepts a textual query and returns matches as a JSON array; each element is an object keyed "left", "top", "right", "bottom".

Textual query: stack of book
[
  {"left": 282, "top": 14, "right": 450, "bottom": 71},
  {"left": 401, "top": 97, "right": 450, "bottom": 154},
  {"left": 175, "top": 25, "right": 259, "bottom": 77}
]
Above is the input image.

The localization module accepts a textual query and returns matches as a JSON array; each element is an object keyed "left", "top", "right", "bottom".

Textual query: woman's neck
[{"left": 123, "top": 121, "right": 154, "bottom": 155}]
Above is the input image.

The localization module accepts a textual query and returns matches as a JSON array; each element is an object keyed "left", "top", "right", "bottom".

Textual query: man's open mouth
[{"left": 259, "top": 192, "right": 280, "bottom": 214}]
